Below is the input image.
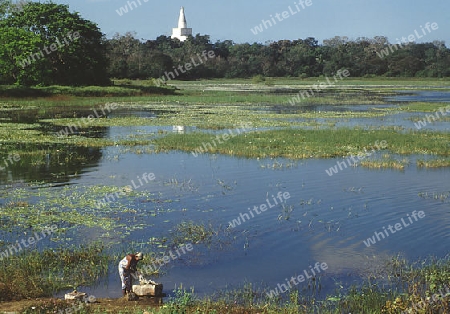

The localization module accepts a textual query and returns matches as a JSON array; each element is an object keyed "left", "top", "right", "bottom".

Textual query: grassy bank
[{"left": 7, "top": 255, "right": 450, "bottom": 313}]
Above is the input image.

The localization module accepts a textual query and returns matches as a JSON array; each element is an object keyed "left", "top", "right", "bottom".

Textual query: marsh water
[{"left": 1, "top": 91, "right": 449, "bottom": 299}]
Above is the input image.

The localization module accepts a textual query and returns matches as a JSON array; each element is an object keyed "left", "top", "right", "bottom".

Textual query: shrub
[{"left": 252, "top": 75, "right": 266, "bottom": 84}]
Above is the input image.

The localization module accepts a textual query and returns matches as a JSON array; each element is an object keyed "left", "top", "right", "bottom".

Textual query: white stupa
[{"left": 171, "top": 7, "right": 192, "bottom": 42}]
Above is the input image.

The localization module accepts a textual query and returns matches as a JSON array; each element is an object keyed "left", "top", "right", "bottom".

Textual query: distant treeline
[
  {"left": 108, "top": 33, "right": 450, "bottom": 80},
  {"left": 2, "top": 1, "right": 450, "bottom": 86}
]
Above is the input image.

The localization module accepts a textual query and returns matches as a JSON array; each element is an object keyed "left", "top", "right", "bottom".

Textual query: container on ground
[{"left": 132, "top": 283, "right": 163, "bottom": 297}]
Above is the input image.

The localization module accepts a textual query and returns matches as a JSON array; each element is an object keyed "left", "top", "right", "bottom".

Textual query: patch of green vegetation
[
  {"left": 417, "top": 158, "right": 450, "bottom": 168},
  {"left": 0, "top": 184, "right": 155, "bottom": 232},
  {"left": 153, "top": 128, "right": 450, "bottom": 159},
  {"left": 0, "top": 122, "right": 152, "bottom": 157},
  {"left": 45, "top": 116, "right": 161, "bottom": 127},
  {"left": 0, "top": 243, "right": 108, "bottom": 301},
  {"left": 170, "top": 221, "right": 219, "bottom": 246},
  {"left": 398, "top": 102, "right": 450, "bottom": 112},
  {"left": 360, "top": 154, "right": 410, "bottom": 170},
  {"left": 0, "top": 84, "right": 175, "bottom": 98},
  {"left": 43, "top": 104, "right": 384, "bottom": 131},
  {"left": 0, "top": 122, "right": 110, "bottom": 149},
  {"left": 0, "top": 82, "right": 391, "bottom": 110},
  {"left": 173, "top": 77, "right": 450, "bottom": 88},
  {"left": 154, "top": 86, "right": 390, "bottom": 105}
]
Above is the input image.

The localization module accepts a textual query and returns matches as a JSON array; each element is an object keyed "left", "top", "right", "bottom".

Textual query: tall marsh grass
[{"left": 0, "top": 243, "right": 108, "bottom": 301}]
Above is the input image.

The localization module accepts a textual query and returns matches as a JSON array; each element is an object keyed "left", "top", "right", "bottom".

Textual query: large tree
[{"left": 0, "top": 1, "right": 109, "bottom": 85}]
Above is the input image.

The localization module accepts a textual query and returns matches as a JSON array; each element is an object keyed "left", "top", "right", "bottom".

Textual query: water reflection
[
  {"left": 172, "top": 125, "right": 185, "bottom": 133},
  {"left": 0, "top": 146, "right": 102, "bottom": 185}
]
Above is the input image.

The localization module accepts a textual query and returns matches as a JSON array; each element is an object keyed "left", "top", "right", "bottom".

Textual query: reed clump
[{"left": 0, "top": 243, "right": 108, "bottom": 301}]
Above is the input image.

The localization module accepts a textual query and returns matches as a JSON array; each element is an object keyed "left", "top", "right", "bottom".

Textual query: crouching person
[{"left": 118, "top": 252, "right": 143, "bottom": 296}]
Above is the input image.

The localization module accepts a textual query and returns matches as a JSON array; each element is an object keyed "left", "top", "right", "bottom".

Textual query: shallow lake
[{"left": 1, "top": 90, "right": 449, "bottom": 299}]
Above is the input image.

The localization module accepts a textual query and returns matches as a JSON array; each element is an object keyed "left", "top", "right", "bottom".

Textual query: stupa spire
[
  {"left": 171, "top": 6, "right": 192, "bottom": 42},
  {"left": 178, "top": 7, "right": 187, "bottom": 29}
]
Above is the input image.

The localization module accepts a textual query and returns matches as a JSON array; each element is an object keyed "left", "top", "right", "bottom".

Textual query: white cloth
[{"left": 118, "top": 256, "right": 129, "bottom": 290}]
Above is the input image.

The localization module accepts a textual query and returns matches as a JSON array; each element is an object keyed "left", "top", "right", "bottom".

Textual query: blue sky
[{"left": 51, "top": 0, "right": 449, "bottom": 45}]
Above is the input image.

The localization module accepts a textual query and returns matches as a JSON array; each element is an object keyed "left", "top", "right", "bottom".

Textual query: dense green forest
[
  {"left": 1, "top": 1, "right": 450, "bottom": 86},
  {"left": 108, "top": 32, "right": 450, "bottom": 81},
  {"left": 0, "top": 1, "right": 110, "bottom": 86}
]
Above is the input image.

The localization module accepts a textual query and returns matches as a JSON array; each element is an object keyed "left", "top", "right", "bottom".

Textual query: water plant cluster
[{"left": 155, "top": 128, "right": 449, "bottom": 167}]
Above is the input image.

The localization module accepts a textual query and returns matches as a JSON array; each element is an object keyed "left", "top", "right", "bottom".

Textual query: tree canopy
[
  {"left": 106, "top": 34, "right": 450, "bottom": 81},
  {"left": 0, "top": 1, "right": 109, "bottom": 85},
  {"left": 0, "top": 1, "right": 449, "bottom": 86}
]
